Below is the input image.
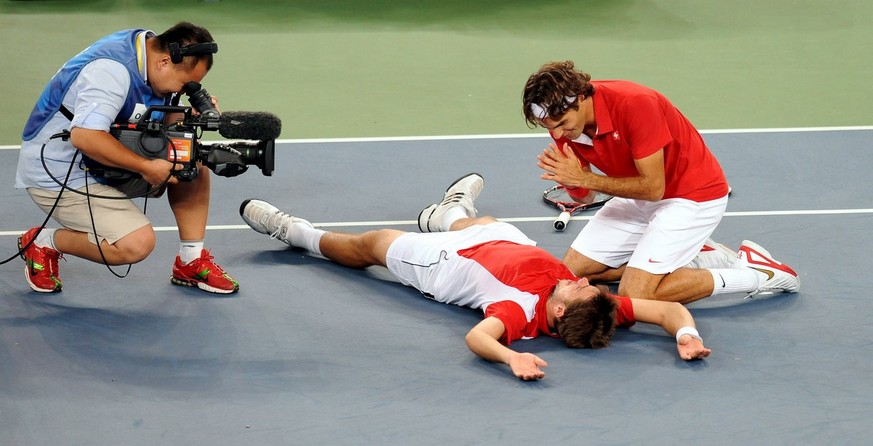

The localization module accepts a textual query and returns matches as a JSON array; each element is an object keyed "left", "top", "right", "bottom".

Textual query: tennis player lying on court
[{"left": 240, "top": 173, "right": 715, "bottom": 381}]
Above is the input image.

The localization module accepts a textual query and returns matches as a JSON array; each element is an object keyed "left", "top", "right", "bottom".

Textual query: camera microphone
[
  {"left": 180, "top": 82, "right": 282, "bottom": 141},
  {"left": 218, "top": 111, "right": 282, "bottom": 141}
]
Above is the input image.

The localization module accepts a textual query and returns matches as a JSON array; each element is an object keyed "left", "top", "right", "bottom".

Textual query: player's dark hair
[
  {"left": 555, "top": 286, "right": 618, "bottom": 349},
  {"left": 522, "top": 60, "right": 595, "bottom": 128},
  {"left": 154, "top": 22, "right": 215, "bottom": 70}
]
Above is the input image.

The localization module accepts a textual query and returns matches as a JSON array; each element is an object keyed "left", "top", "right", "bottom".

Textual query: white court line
[
  {"left": 2, "top": 126, "right": 871, "bottom": 235},
  {"left": 3, "top": 208, "right": 870, "bottom": 236},
  {"left": 1, "top": 125, "right": 872, "bottom": 149}
]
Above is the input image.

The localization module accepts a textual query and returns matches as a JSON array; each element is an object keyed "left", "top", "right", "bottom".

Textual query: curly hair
[
  {"left": 154, "top": 22, "right": 216, "bottom": 70},
  {"left": 522, "top": 60, "right": 595, "bottom": 128},
  {"left": 555, "top": 287, "right": 618, "bottom": 349}
]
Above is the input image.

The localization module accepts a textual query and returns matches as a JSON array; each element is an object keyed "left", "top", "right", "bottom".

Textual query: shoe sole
[
  {"left": 239, "top": 199, "right": 254, "bottom": 218},
  {"left": 171, "top": 276, "right": 239, "bottom": 294},
  {"left": 417, "top": 205, "right": 436, "bottom": 232}
]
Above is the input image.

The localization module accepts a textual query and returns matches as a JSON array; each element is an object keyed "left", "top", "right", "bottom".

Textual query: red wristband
[{"left": 566, "top": 187, "right": 590, "bottom": 201}]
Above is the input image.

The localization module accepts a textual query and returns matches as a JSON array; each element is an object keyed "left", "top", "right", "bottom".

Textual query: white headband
[{"left": 530, "top": 95, "right": 578, "bottom": 120}]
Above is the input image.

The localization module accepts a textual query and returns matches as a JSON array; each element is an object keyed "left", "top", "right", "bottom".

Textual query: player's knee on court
[{"left": 617, "top": 268, "right": 666, "bottom": 300}]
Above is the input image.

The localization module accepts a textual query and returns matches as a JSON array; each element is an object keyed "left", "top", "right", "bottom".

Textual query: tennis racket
[{"left": 542, "top": 185, "right": 613, "bottom": 231}]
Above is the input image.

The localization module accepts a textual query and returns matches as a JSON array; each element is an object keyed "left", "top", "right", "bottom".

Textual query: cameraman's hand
[{"left": 141, "top": 158, "right": 181, "bottom": 186}]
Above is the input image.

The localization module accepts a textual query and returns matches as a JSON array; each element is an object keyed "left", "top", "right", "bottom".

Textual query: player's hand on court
[
  {"left": 508, "top": 352, "right": 548, "bottom": 380},
  {"left": 677, "top": 335, "right": 712, "bottom": 360},
  {"left": 538, "top": 142, "right": 587, "bottom": 187}
]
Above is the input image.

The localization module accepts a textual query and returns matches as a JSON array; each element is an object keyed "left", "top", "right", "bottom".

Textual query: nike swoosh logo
[
  {"left": 751, "top": 267, "right": 775, "bottom": 280},
  {"left": 28, "top": 260, "right": 44, "bottom": 276},
  {"left": 718, "top": 273, "right": 726, "bottom": 288},
  {"left": 648, "top": 258, "right": 663, "bottom": 263}
]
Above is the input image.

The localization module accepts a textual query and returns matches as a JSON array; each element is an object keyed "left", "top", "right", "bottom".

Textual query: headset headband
[{"left": 169, "top": 42, "right": 218, "bottom": 64}]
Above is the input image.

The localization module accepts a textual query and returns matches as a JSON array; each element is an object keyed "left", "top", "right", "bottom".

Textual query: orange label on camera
[{"left": 167, "top": 137, "right": 192, "bottom": 162}]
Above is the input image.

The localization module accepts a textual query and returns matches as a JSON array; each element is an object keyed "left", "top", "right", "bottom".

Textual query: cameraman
[{"left": 13, "top": 22, "right": 239, "bottom": 294}]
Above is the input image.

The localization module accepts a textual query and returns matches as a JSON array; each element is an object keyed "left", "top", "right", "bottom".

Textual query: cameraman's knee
[{"left": 113, "top": 228, "right": 156, "bottom": 263}]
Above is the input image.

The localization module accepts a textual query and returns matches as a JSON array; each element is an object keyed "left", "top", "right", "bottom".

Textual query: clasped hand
[{"left": 537, "top": 142, "right": 589, "bottom": 188}]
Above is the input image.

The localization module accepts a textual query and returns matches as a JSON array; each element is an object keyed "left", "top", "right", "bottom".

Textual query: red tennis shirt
[{"left": 555, "top": 80, "right": 729, "bottom": 202}]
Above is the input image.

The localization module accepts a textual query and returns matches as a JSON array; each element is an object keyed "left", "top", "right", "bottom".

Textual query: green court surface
[{"left": 1, "top": 0, "right": 871, "bottom": 141}]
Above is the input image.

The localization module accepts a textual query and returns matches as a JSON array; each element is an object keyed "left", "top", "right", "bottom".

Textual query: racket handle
[{"left": 554, "top": 211, "right": 571, "bottom": 231}]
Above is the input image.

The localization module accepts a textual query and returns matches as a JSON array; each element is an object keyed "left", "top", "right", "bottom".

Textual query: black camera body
[{"left": 86, "top": 83, "right": 278, "bottom": 184}]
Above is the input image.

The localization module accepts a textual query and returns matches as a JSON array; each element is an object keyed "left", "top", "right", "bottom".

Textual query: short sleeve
[
  {"left": 618, "top": 95, "right": 672, "bottom": 160},
  {"left": 68, "top": 59, "right": 131, "bottom": 131},
  {"left": 483, "top": 301, "right": 529, "bottom": 345}
]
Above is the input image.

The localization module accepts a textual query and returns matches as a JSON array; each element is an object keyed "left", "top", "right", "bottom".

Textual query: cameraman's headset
[{"left": 168, "top": 41, "right": 218, "bottom": 64}]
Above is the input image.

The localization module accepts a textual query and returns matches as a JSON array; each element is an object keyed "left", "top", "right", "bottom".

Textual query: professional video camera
[{"left": 86, "top": 82, "right": 282, "bottom": 183}]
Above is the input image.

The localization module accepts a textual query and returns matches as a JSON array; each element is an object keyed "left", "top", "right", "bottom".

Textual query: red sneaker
[
  {"left": 171, "top": 249, "right": 239, "bottom": 294},
  {"left": 18, "top": 227, "right": 63, "bottom": 293}
]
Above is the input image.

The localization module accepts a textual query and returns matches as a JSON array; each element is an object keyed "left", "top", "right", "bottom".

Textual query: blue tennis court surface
[{"left": 1, "top": 127, "right": 872, "bottom": 445}]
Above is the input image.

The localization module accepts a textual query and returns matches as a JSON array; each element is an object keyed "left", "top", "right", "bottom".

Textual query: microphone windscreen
[{"left": 218, "top": 111, "right": 282, "bottom": 140}]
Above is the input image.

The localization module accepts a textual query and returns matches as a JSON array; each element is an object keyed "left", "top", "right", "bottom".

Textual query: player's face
[
  {"left": 541, "top": 106, "right": 585, "bottom": 140},
  {"left": 150, "top": 58, "right": 209, "bottom": 98},
  {"left": 555, "top": 278, "right": 600, "bottom": 304}
]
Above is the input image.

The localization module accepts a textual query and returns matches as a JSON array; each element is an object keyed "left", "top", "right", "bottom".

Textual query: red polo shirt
[
  {"left": 457, "top": 240, "right": 636, "bottom": 345},
  {"left": 555, "top": 80, "right": 729, "bottom": 202}
]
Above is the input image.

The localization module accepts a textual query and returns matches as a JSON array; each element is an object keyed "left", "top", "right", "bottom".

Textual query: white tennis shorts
[
  {"left": 570, "top": 195, "right": 729, "bottom": 275},
  {"left": 385, "top": 222, "right": 536, "bottom": 300}
]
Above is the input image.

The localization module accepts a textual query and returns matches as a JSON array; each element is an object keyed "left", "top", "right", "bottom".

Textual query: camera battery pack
[{"left": 110, "top": 127, "right": 196, "bottom": 163}]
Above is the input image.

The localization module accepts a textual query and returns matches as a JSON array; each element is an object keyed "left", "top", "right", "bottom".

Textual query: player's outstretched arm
[
  {"left": 630, "top": 299, "right": 712, "bottom": 361},
  {"left": 465, "top": 317, "right": 548, "bottom": 381}
]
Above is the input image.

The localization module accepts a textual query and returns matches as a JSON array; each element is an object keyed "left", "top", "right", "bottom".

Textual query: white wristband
[{"left": 675, "top": 326, "right": 702, "bottom": 343}]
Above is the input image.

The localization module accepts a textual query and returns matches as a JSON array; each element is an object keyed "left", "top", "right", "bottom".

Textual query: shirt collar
[
  {"left": 136, "top": 30, "right": 154, "bottom": 83},
  {"left": 591, "top": 89, "right": 615, "bottom": 137}
]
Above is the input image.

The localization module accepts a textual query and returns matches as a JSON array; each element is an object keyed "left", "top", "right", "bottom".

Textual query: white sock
[
  {"left": 708, "top": 268, "right": 762, "bottom": 296},
  {"left": 34, "top": 228, "right": 58, "bottom": 250},
  {"left": 179, "top": 240, "right": 204, "bottom": 264},
  {"left": 441, "top": 206, "right": 470, "bottom": 232},
  {"left": 287, "top": 221, "right": 325, "bottom": 256}
]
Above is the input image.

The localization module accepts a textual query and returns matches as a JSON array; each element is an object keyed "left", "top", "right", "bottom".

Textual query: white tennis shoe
[
  {"left": 418, "top": 173, "right": 484, "bottom": 232},
  {"left": 687, "top": 238, "right": 738, "bottom": 269},
  {"left": 736, "top": 240, "right": 800, "bottom": 297},
  {"left": 240, "top": 199, "right": 312, "bottom": 245}
]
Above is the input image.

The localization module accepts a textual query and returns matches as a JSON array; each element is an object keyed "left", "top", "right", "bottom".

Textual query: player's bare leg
[
  {"left": 562, "top": 248, "right": 624, "bottom": 283},
  {"left": 618, "top": 267, "right": 716, "bottom": 304},
  {"left": 318, "top": 230, "right": 404, "bottom": 268},
  {"left": 448, "top": 216, "right": 498, "bottom": 231}
]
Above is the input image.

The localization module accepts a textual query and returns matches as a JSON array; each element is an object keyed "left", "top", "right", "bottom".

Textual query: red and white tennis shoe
[
  {"left": 418, "top": 173, "right": 484, "bottom": 232},
  {"left": 736, "top": 240, "right": 800, "bottom": 296},
  {"left": 687, "top": 238, "right": 737, "bottom": 270}
]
